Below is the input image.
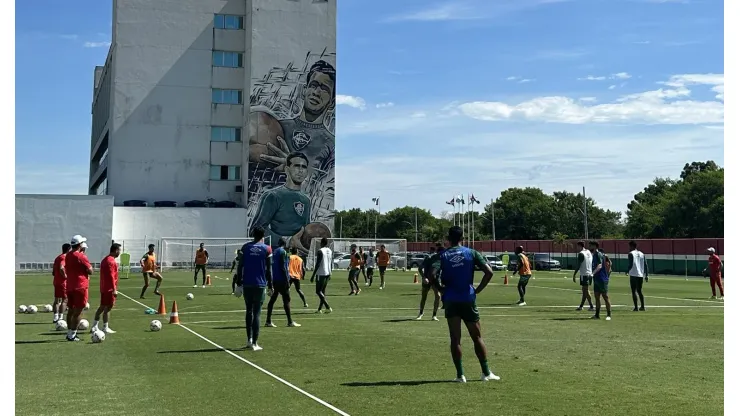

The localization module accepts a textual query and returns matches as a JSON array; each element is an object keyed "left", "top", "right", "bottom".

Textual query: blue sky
[{"left": 14, "top": 0, "right": 724, "bottom": 215}]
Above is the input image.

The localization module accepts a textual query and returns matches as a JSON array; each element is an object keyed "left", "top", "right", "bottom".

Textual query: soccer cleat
[
  {"left": 288, "top": 322, "right": 301, "bottom": 327},
  {"left": 606, "top": 316, "right": 612, "bottom": 321},
  {"left": 245, "top": 339, "right": 253, "bottom": 349},
  {"left": 575, "top": 307, "right": 583, "bottom": 311},
  {"left": 432, "top": 316, "right": 439, "bottom": 321},
  {"left": 481, "top": 373, "right": 501, "bottom": 381},
  {"left": 202, "top": 285, "right": 206, "bottom": 289},
  {"left": 252, "top": 344, "right": 263, "bottom": 352},
  {"left": 710, "top": 296, "right": 717, "bottom": 299},
  {"left": 348, "top": 291, "right": 355, "bottom": 296},
  {"left": 90, "top": 326, "right": 99, "bottom": 334},
  {"left": 66, "top": 336, "right": 81, "bottom": 342},
  {"left": 327, "top": 308, "right": 333, "bottom": 314},
  {"left": 591, "top": 315, "right": 600, "bottom": 320},
  {"left": 633, "top": 307, "right": 639, "bottom": 312},
  {"left": 356, "top": 289, "right": 361, "bottom": 295},
  {"left": 104, "top": 327, "right": 116, "bottom": 334},
  {"left": 193, "top": 285, "right": 198, "bottom": 288},
  {"left": 265, "top": 322, "right": 277, "bottom": 328},
  {"left": 639, "top": 306, "right": 645, "bottom": 311},
  {"left": 415, "top": 314, "right": 424, "bottom": 320},
  {"left": 518, "top": 302, "right": 527, "bottom": 307},
  {"left": 719, "top": 296, "right": 724, "bottom": 300},
  {"left": 315, "top": 309, "right": 323, "bottom": 314},
  {"left": 303, "top": 303, "right": 308, "bottom": 308},
  {"left": 453, "top": 376, "right": 467, "bottom": 383}
]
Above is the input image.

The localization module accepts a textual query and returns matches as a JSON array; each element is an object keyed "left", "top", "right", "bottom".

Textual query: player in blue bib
[
  {"left": 236, "top": 227, "right": 272, "bottom": 351},
  {"left": 430, "top": 226, "right": 500, "bottom": 383},
  {"left": 265, "top": 238, "right": 301, "bottom": 328}
]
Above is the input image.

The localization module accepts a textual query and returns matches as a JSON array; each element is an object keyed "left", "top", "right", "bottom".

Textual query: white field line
[
  {"left": 525, "top": 284, "right": 721, "bottom": 303},
  {"left": 116, "top": 291, "right": 351, "bottom": 416}
]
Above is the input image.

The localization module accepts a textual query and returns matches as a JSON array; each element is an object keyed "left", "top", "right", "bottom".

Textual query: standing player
[
  {"left": 513, "top": 246, "right": 532, "bottom": 306},
  {"left": 139, "top": 244, "right": 163, "bottom": 299},
  {"left": 91, "top": 243, "right": 121, "bottom": 334},
  {"left": 230, "top": 249, "right": 243, "bottom": 295},
  {"left": 416, "top": 243, "right": 443, "bottom": 321},
  {"left": 590, "top": 241, "right": 612, "bottom": 320},
  {"left": 572, "top": 241, "right": 594, "bottom": 311},
  {"left": 627, "top": 241, "right": 648, "bottom": 311},
  {"left": 193, "top": 242, "right": 209, "bottom": 288},
  {"left": 64, "top": 235, "right": 93, "bottom": 342},
  {"left": 309, "top": 237, "right": 333, "bottom": 313},
  {"left": 265, "top": 239, "right": 301, "bottom": 328},
  {"left": 288, "top": 247, "right": 308, "bottom": 307},
  {"left": 365, "top": 248, "right": 376, "bottom": 287},
  {"left": 359, "top": 247, "right": 368, "bottom": 284},
  {"left": 348, "top": 244, "right": 362, "bottom": 295},
  {"left": 236, "top": 227, "right": 272, "bottom": 351},
  {"left": 704, "top": 247, "right": 724, "bottom": 300},
  {"left": 52, "top": 243, "right": 71, "bottom": 323},
  {"left": 429, "top": 226, "right": 499, "bottom": 382},
  {"left": 376, "top": 245, "right": 391, "bottom": 290}
]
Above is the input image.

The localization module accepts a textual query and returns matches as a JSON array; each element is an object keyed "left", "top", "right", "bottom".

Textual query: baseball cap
[
  {"left": 707, "top": 247, "right": 716, "bottom": 253},
  {"left": 81, "top": 242, "right": 88, "bottom": 249},
  {"left": 71, "top": 235, "right": 87, "bottom": 245}
]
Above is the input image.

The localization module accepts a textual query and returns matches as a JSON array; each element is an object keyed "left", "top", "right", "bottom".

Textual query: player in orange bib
[
  {"left": 288, "top": 247, "right": 308, "bottom": 307},
  {"left": 376, "top": 245, "right": 391, "bottom": 290},
  {"left": 348, "top": 244, "right": 362, "bottom": 295},
  {"left": 139, "top": 244, "right": 163, "bottom": 299},
  {"left": 193, "top": 242, "right": 209, "bottom": 288}
]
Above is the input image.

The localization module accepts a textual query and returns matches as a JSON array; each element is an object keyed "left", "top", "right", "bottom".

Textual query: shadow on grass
[
  {"left": 549, "top": 317, "right": 593, "bottom": 321},
  {"left": 158, "top": 348, "right": 231, "bottom": 354},
  {"left": 208, "top": 293, "right": 235, "bottom": 296},
  {"left": 382, "top": 318, "right": 417, "bottom": 323},
  {"left": 16, "top": 340, "right": 61, "bottom": 345},
  {"left": 212, "top": 326, "right": 243, "bottom": 330},
  {"left": 478, "top": 303, "right": 521, "bottom": 307},
  {"left": 15, "top": 322, "right": 49, "bottom": 326},
  {"left": 342, "top": 380, "right": 453, "bottom": 387},
  {"left": 38, "top": 332, "right": 68, "bottom": 336}
]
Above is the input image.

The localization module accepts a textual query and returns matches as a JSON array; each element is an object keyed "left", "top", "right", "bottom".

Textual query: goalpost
[
  {"left": 305, "top": 238, "right": 408, "bottom": 271},
  {"left": 159, "top": 237, "right": 271, "bottom": 271}
]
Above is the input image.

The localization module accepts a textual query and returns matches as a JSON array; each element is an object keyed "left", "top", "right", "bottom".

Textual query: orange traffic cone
[
  {"left": 206, "top": 275, "right": 212, "bottom": 286},
  {"left": 503, "top": 273, "right": 509, "bottom": 285},
  {"left": 169, "top": 301, "right": 180, "bottom": 324},
  {"left": 157, "top": 294, "right": 167, "bottom": 315},
  {"left": 413, "top": 273, "right": 419, "bottom": 284}
]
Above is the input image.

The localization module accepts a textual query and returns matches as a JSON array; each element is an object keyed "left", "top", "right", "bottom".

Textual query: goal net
[
  {"left": 159, "top": 237, "right": 271, "bottom": 270},
  {"left": 305, "top": 238, "right": 408, "bottom": 271}
]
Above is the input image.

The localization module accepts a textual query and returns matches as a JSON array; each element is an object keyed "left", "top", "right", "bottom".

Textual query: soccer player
[
  {"left": 704, "top": 247, "right": 724, "bottom": 300},
  {"left": 365, "top": 248, "right": 376, "bottom": 287},
  {"left": 416, "top": 243, "right": 443, "bottom": 321},
  {"left": 193, "top": 242, "right": 209, "bottom": 288},
  {"left": 590, "top": 241, "right": 612, "bottom": 320},
  {"left": 230, "top": 249, "right": 243, "bottom": 295},
  {"left": 52, "top": 243, "right": 71, "bottom": 323},
  {"left": 429, "top": 226, "right": 499, "bottom": 382},
  {"left": 64, "top": 235, "right": 93, "bottom": 342},
  {"left": 627, "top": 241, "right": 648, "bottom": 311},
  {"left": 265, "top": 239, "right": 301, "bottom": 328},
  {"left": 359, "top": 247, "right": 368, "bottom": 284},
  {"left": 348, "top": 244, "right": 362, "bottom": 295},
  {"left": 236, "top": 227, "right": 272, "bottom": 351},
  {"left": 572, "top": 241, "right": 594, "bottom": 311},
  {"left": 376, "top": 245, "right": 391, "bottom": 290},
  {"left": 309, "top": 237, "right": 333, "bottom": 313},
  {"left": 288, "top": 247, "right": 308, "bottom": 307},
  {"left": 513, "top": 246, "right": 532, "bottom": 306},
  {"left": 139, "top": 244, "right": 163, "bottom": 299},
  {"left": 91, "top": 243, "right": 121, "bottom": 334}
]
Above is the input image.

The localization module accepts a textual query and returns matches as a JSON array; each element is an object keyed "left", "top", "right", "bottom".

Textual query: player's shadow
[
  {"left": 15, "top": 340, "right": 60, "bottom": 345},
  {"left": 342, "top": 380, "right": 453, "bottom": 387},
  {"left": 15, "top": 322, "right": 48, "bottom": 325},
  {"left": 208, "top": 293, "right": 234, "bottom": 296},
  {"left": 212, "top": 326, "right": 243, "bottom": 330},
  {"left": 38, "top": 332, "right": 68, "bottom": 336},
  {"left": 158, "top": 348, "right": 227, "bottom": 354},
  {"left": 478, "top": 303, "right": 522, "bottom": 306},
  {"left": 382, "top": 318, "right": 417, "bottom": 323},
  {"left": 549, "top": 317, "right": 592, "bottom": 321}
]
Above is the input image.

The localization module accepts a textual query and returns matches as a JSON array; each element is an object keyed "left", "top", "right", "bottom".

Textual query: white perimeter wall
[
  {"left": 112, "top": 207, "right": 248, "bottom": 240},
  {"left": 15, "top": 195, "right": 114, "bottom": 268}
]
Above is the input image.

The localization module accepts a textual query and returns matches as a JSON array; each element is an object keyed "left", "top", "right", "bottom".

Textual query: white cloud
[
  {"left": 384, "top": 2, "right": 480, "bottom": 22},
  {"left": 411, "top": 111, "right": 427, "bottom": 118},
  {"left": 579, "top": 72, "right": 632, "bottom": 81},
  {"left": 15, "top": 165, "right": 89, "bottom": 195},
  {"left": 336, "top": 95, "right": 367, "bottom": 110},
  {"left": 613, "top": 72, "right": 632, "bottom": 79},
  {"left": 384, "top": 0, "right": 571, "bottom": 23},
  {"left": 375, "top": 102, "right": 395, "bottom": 108},
  {"left": 84, "top": 41, "right": 111, "bottom": 48},
  {"left": 579, "top": 75, "right": 607, "bottom": 81},
  {"left": 579, "top": 97, "right": 597, "bottom": 102},
  {"left": 457, "top": 74, "right": 724, "bottom": 125},
  {"left": 506, "top": 76, "right": 535, "bottom": 83},
  {"left": 608, "top": 85, "right": 617, "bottom": 90}
]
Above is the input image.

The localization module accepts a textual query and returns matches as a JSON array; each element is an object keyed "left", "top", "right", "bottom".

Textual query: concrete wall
[
  {"left": 111, "top": 207, "right": 248, "bottom": 240},
  {"left": 15, "top": 195, "right": 114, "bottom": 269}
]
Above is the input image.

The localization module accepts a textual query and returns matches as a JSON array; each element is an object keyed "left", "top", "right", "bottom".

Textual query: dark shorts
[
  {"left": 378, "top": 266, "right": 387, "bottom": 274},
  {"left": 316, "top": 275, "right": 331, "bottom": 291},
  {"left": 443, "top": 300, "right": 480, "bottom": 323},
  {"left": 519, "top": 275, "right": 532, "bottom": 285},
  {"left": 349, "top": 269, "right": 360, "bottom": 280},
  {"left": 143, "top": 271, "right": 156, "bottom": 278},
  {"left": 594, "top": 278, "right": 609, "bottom": 294},
  {"left": 366, "top": 267, "right": 374, "bottom": 275},
  {"left": 422, "top": 279, "right": 432, "bottom": 289},
  {"left": 290, "top": 277, "right": 302, "bottom": 286},
  {"left": 629, "top": 275, "right": 644, "bottom": 290},
  {"left": 580, "top": 275, "right": 593, "bottom": 286},
  {"left": 243, "top": 286, "right": 266, "bottom": 303},
  {"left": 273, "top": 280, "right": 290, "bottom": 295},
  {"left": 195, "top": 264, "right": 207, "bottom": 272},
  {"left": 67, "top": 289, "right": 88, "bottom": 310}
]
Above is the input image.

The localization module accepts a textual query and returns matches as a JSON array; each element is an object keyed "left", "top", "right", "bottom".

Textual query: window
[
  {"left": 212, "top": 89, "right": 243, "bottom": 104},
  {"left": 211, "top": 127, "right": 242, "bottom": 142},
  {"left": 214, "top": 14, "right": 244, "bottom": 30},
  {"left": 210, "top": 165, "right": 241, "bottom": 181},
  {"left": 212, "top": 51, "right": 244, "bottom": 68}
]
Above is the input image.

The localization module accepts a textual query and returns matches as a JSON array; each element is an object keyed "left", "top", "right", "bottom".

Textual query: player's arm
[
  {"left": 573, "top": 252, "right": 584, "bottom": 281},
  {"left": 204, "top": 250, "right": 209, "bottom": 262},
  {"left": 514, "top": 255, "right": 523, "bottom": 276},
  {"left": 644, "top": 258, "right": 649, "bottom": 282},
  {"left": 593, "top": 253, "right": 603, "bottom": 275},
  {"left": 265, "top": 250, "right": 273, "bottom": 291},
  {"left": 60, "top": 260, "right": 67, "bottom": 280},
  {"left": 140, "top": 254, "right": 147, "bottom": 268},
  {"left": 310, "top": 250, "right": 323, "bottom": 282},
  {"left": 282, "top": 252, "right": 290, "bottom": 283},
  {"left": 627, "top": 253, "right": 634, "bottom": 275},
  {"left": 230, "top": 258, "right": 236, "bottom": 273},
  {"left": 83, "top": 256, "right": 93, "bottom": 277},
  {"left": 473, "top": 251, "right": 494, "bottom": 294},
  {"left": 236, "top": 248, "right": 245, "bottom": 285}
]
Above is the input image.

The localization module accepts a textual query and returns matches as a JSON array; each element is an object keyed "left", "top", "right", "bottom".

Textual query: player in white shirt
[
  {"left": 572, "top": 241, "right": 595, "bottom": 311},
  {"left": 364, "top": 248, "right": 376, "bottom": 286},
  {"left": 627, "top": 241, "right": 648, "bottom": 311},
  {"left": 309, "top": 237, "right": 333, "bottom": 313}
]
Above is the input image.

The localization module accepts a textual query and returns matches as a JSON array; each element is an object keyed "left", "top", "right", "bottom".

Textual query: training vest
[
  {"left": 579, "top": 249, "right": 593, "bottom": 277},
  {"left": 629, "top": 250, "right": 645, "bottom": 277},
  {"left": 316, "top": 247, "right": 333, "bottom": 276}
]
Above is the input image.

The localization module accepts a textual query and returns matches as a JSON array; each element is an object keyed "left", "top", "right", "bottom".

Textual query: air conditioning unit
[{"left": 235, "top": 185, "right": 244, "bottom": 193}]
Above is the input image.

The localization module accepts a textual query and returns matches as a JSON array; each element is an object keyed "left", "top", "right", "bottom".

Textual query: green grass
[{"left": 16, "top": 270, "right": 723, "bottom": 416}]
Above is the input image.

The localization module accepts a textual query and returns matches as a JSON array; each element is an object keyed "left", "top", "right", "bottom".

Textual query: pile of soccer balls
[{"left": 18, "top": 304, "right": 53, "bottom": 314}]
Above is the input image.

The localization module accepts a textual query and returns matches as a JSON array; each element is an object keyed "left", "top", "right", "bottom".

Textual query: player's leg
[
  {"left": 347, "top": 270, "right": 356, "bottom": 295},
  {"left": 250, "top": 289, "right": 265, "bottom": 349},
  {"left": 354, "top": 269, "right": 362, "bottom": 294},
  {"left": 140, "top": 273, "right": 150, "bottom": 298},
  {"left": 361, "top": 266, "right": 367, "bottom": 284},
  {"left": 367, "top": 267, "right": 374, "bottom": 287},
  {"left": 709, "top": 276, "right": 718, "bottom": 298},
  {"left": 636, "top": 277, "right": 646, "bottom": 309},
  {"left": 592, "top": 288, "right": 602, "bottom": 319},
  {"left": 445, "top": 308, "right": 465, "bottom": 382},
  {"left": 715, "top": 274, "right": 724, "bottom": 298},
  {"left": 629, "top": 276, "right": 639, "bottom": 311},
  {"left": 265, "top": 287, "right": 280, "bottom": 327},
  {"left": 431, "top": 285, "right": 441, "bottom": 320},
  {"left": 379, "top": 266, "right": 386, "bottom": 289},
  {"left": 201, "top": 266, "right": 208, "bottom": 287},
  {"left": 603, "top": 290, "right": 612, "bottom": 319},
  {"left": 463, "top": 306, "right": 499, "bottom": 381},
  {"left": 281, "top": 286, "right": 299, "bottom": 327},
  {"left": 244, "top": 293, "right": 254, "bottom": 347},
  {"left": 193, "top": 265, "right": 199, "bottom": 287},
  {"left": 417, "top": 284, "right": 430, "bottom": 320},
  {"left": 320, "top": 276, "right": 332, "bottom": 311},
  {"left": 152, "top": 273, "right": 163, "bottom": 295},
  {"left": 292, "top": 278, "right": 308, "bottom": 307},
  {"left": 92, "top": 303, "right": 105, "bottom": 332},
  {"left": 231, "top": 274, "right": 237, "bottom": 294},
  {"left": 516, "top": 276, "right": 528, "bottom": 305}
]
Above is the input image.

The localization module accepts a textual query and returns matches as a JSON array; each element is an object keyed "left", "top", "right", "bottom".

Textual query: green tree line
[{"left": 333, "top": 161, "right": 724, "bottom": 242}]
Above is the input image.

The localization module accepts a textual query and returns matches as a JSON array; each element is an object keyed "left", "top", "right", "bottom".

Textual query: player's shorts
[
  {"left": 594, "top": 278, "right": 609, "bottom": 294},
  {"left": 67, "top": 289, "right": 89, "bottom": 309},
  {"left": 316, "top": 275, "right": 331, "bottom": 289},
  {"left": 100, "top": 292, "right": 116, "bottom": 307},
  {"left": 273, "top": 280, "right": 290, "bottom": 295},
  {"left": 519, "top": 274, "right": 532, "bottom": 285},
  {"left": 378, "top": 266, "right": 387, "bottom": 274},
  {"left": 243, "top": 286, "right": 266, "bottom": 304},
  {"left": 53, "top": 284, "right": 66, "bottom": 299},
  {"left": 629, "top": 275, "right": 644, "bottom": 290},
  {"left": 290, "top": 277, "right": 302, "bottom": 285},
  {"left": 579, "top": 275, "right": 593, "bottom": 286},
  {"left": 443, "top": 301, "right": 480, "bottom": 323},
  {"left": 422, "top": 278, "right": 432, "bottom": 289},
  {"left": 366, "top": 267, "right": 374, "bottom": 275},
  {"left": 195, "top": 264, "right": 207, "bottom": 272},
  {"left": 349, "top": 268, "right": 360, "bottom": 280},
  {"left": 143, "top": 271, "right": 156, "bottom": 278}
]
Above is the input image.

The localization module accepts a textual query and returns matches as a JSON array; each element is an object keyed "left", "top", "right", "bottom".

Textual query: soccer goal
[
  {"left": 159, "top": 237, "right": 271, "bottom": 271},
  {"left": 305, "top": 238, "right": 408, "bottom": 271}
]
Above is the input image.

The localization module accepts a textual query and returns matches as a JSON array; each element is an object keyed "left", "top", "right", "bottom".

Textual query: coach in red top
[
  {"left": 52, "top": 243, "right": 71, "bottom": 324},
  {"left": 91, "top": 243, "right": 122, "bottom": 335},
  {"left": 64, "top": 235, "right": 93, "bottom": 342},
  {"left": 704, "top": 247, "right": 724, "bottom": 300}
]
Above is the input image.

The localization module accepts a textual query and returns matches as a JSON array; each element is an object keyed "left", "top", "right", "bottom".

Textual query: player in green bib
[{"left": 416, "top": 243, "right": 443, "bottom": 321}]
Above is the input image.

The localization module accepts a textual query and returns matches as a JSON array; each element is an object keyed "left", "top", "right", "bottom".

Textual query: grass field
[{"left": 15, "top": 269, "right": 723, "bottom": 416}]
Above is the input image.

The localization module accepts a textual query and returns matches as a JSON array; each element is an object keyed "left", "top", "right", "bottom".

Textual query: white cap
[
  {"left": 707, "top": 247, "right": 716, "bottom": 253},
  {"left": 71, "top": 235, "right": 87, "bottom": 245},
  {"left": 81, "top": 242, "right": 88, "bottom": 249}
]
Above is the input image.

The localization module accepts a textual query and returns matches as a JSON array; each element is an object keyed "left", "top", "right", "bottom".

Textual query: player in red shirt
[
  {"left": 704, "top": 247, "right": 724, "bottom": 300},
  {"left": 64, "top": 235, "right": 93, "bottom": 342},
  {"left": 52, "top": 243, "right": 71, "bottom": 323},
  {"left": 91, "top": 243, "right": 122, "bottom": 334}
]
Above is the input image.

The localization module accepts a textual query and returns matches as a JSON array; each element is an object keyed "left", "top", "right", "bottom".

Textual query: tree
[{"left": 680, "top": 160, "right": 720, "bottom": 181}]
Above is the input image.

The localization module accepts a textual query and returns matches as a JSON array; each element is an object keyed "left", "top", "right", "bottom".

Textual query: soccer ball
[
  {"left": 18, "top": 305, "right": 27, "bottom": 313},
  {"left": 84, "top": 302, "right": 90, "bottom": 310},
  {"left": 186, "top": 293, "right": 194, "bottom": 300},
  {"left": 78, "top": 319, "right": 90, "bottom": 331},
  {"left": 27, "top": 305, "right": 38, "bottom": 314},
  {"left": 43, "top": 304, "right": 53, "bottom": 313},
  {"left": 91, "top": 330, "right": 106, "bottom": 343},
  {"left": 55, "top": 320, "right": 68, "bottom": 331},
  {"left": 150, "top": 320, "right": 162, "bottom": 332}
]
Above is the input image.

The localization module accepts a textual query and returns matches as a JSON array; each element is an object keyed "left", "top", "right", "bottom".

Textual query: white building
[{"left": 89, "top": 0, "right": 337, "bottom": 217}]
